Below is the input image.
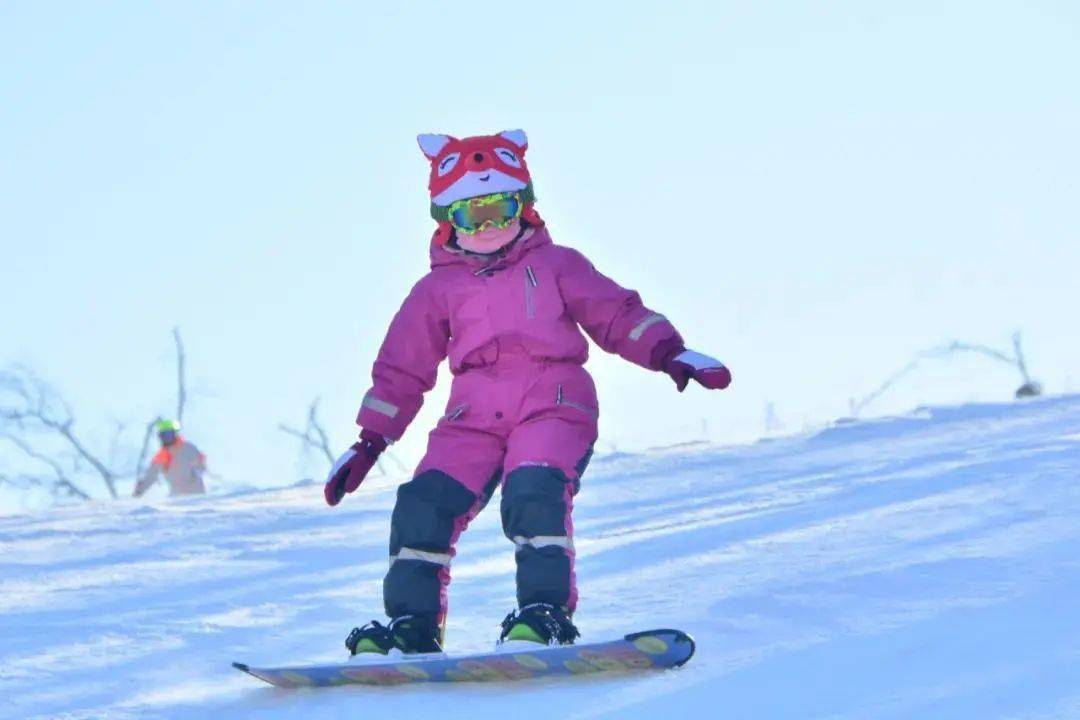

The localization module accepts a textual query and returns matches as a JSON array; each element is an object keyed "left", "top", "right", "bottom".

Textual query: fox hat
[{"left": 417, "top": 129, "right": 543, "bottom": 245}]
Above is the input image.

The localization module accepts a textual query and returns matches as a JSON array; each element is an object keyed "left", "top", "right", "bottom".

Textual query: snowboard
[{"left": 233, "top": 628, "right": 695, "bottom": 688}]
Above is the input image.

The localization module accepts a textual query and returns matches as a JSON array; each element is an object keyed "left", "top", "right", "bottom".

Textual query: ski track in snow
[{"left": 2, "top": 396, "right": 1079, "bottom": 719}]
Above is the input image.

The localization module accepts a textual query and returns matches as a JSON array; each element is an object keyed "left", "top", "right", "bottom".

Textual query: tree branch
[
  {"left": 279, "top": 399, "right": 336, "bottom": 466},
  {"left": 173, "top": 327, "right": 187, "bottom": 423},
  {"left": 851, "top": 331, "right": 1041, "bottom": 416},
  {"left": 931, "top": 341, "right": 1015, "bottom": 366},
  {"left": 306, "top": 401, "right": 335, "bottom": 466},
  {"left": 134, "top": 417, "right": 159, "bottom": 482},
  {"left": 0, "top": 366, "right": 118, "bottom": 498},
  {"left": 279, "top": 399, "right": 409, "bottom": 476},
  {"left": 1012, "top": 331, "right": 1032, "bottom": 384},
  {"left": 52, "top": 421, "right": 118, "bottom": 498},
  {"left": 1, "top": 433, "right": 92, "bottom": 501},
  {"left": 849, "top": 358, "right": 924, "bottom": 418}
]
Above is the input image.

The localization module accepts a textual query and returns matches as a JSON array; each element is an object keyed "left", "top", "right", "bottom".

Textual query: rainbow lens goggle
[{"left": 448, "top": 191, "right": 523, "bottom": 235}]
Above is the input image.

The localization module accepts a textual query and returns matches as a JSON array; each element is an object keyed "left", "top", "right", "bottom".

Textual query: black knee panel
[
  {"left": 501, "top": 466, "right": 573, "bottom": 608},
  {"left": 389, "top": 470, "right": 476, "bottom": 556},
  {"left": 501, "top": 466, "right": 571, "bottom": 541},
  {"left": 384, "top": 470, "right": 476, "bottom": 620}
]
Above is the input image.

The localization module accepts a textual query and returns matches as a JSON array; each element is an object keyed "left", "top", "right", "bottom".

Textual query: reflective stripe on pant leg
[
  {"left": 501, "top": 465, "right": 575, "bottom": 610},
  {"left": 384, "top": 470, "right": 476, "bottom": 627}
]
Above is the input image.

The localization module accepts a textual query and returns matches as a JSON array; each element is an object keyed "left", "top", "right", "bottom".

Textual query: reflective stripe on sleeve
[
  {"left": 628, "top": 313, "right": 666, "bottom": 341},
  {"left": 362, "top": 393, "right": 400, "bottom": 418}
]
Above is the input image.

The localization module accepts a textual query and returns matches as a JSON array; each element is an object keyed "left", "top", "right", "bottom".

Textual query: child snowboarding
[{"left": 324, "top": 129, "right": 731, "bottom": 658}]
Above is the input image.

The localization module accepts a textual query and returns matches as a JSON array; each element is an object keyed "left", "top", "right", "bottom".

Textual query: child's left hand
[{"left": 654, "top": 339, "right": 732, "bottom": 392}]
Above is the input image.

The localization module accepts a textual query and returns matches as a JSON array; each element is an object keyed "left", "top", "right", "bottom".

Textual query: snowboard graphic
[{"left": 233, "top": 629, "right": 694, "bottom": 688}]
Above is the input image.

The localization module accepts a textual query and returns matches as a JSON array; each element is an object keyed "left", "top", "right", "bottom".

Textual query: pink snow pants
[{"left": 383, "top": 356, "right": 598, "bottom": 633}]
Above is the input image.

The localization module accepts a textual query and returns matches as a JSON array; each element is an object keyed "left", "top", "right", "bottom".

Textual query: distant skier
[
  {"left": 133, "top": 419, "right": 207, "bottom": 497},
  {"left": 324, "top": 130, "right": 731, "bottom": 657}
]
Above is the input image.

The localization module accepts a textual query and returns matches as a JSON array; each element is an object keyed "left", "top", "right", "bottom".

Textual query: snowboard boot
[
  {"left": 498, "top": 603, "right": 580, "bottom": 647},
  {"left": 345, "top": 615, "right": 442, "bottom": 657}
]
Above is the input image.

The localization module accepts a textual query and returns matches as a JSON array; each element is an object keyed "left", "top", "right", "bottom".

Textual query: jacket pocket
[
  {"left": 556, "top": 384, "right": 598, "bottom": 418},
  {"left": 524, "top": 265, "right": 538, "bottom": 320}
]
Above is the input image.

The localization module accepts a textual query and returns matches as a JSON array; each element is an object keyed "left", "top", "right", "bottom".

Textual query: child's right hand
[{"left": 324, "top": 429, "right": 388, "bottom": 506}]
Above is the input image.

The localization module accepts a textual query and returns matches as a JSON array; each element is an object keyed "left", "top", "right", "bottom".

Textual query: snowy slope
[{"left": 3, "top": 395, "right": 1080, "bottom": 720}]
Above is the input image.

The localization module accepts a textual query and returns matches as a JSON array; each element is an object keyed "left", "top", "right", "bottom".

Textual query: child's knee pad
[{"left": 500, "top": 466, "right": 575, "bottom": 608}]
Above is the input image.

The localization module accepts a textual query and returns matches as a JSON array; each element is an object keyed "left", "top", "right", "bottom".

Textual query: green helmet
[{"left": 155, "top": 419, "right": 181, "bottom": 434}]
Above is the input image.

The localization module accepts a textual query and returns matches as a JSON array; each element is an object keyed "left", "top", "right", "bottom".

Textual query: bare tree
[
  {"left": 280, "top": 398, "right": 408, "bottom": 478},
  {"left": 934, "top": 332, "right": 1041, "bottom": 399},
  {"left": 850, "top": 331, "right": 1042, "bottom": 417},
  {"left": 279, "top": 399, "right": 336, "bottom": 467},
  {"left": 1, "top": 329, "right": 200, "bottom": 504},
  {"left": 0, "top": 367, "right": 120, "bottom": 498}
]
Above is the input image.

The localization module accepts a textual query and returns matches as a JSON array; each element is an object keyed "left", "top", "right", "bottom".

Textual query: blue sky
[{"left": 2, "top": 2, "right": 1077, "bottom": 507}]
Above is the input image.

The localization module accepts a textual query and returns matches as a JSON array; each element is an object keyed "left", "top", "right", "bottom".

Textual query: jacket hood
[{"left": 429, "top": 225, "right": 553, "bottom": 270}]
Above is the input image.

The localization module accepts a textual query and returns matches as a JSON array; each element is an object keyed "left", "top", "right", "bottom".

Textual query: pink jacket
[{"left": 357, "top": 226, "right": 681, "bottom": 440}]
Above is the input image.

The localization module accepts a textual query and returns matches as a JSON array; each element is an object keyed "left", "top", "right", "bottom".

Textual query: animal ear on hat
[
  {"left": 498, "top": 129, "right": 528, "bottom": 150},
  {"left": 417, "top": 133, "right": 454, "bottom": 160}
]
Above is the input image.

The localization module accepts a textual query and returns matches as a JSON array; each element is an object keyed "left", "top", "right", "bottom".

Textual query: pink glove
[
  {"left": 652, "top": 337, "right": 732, "bottom": 393},
  {"left": 324, "top": 429, "right": 388, "bottom": 507}
]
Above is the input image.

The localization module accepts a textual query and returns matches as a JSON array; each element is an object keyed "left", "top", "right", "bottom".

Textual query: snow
[{"left": 3, "top": 395, "right": 1079, "bottom": 719}]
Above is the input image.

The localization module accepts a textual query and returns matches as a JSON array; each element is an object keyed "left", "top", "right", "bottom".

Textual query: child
[{"left": 324, "top": 129, "right": 731, "bottom": 657}]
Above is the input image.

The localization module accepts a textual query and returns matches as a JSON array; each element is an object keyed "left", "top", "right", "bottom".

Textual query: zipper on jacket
[
  {"left": 524, "top": 266, "right": 538, "bottom": 319},
  {"left": 474, "top": 264, "right": 501, "bottom": 276},
  {"left": 556, "top": 384, "right": 597, "bottom": 418},
  {"left": 445, "top": 404, "right": 468, "bottom": 421}
]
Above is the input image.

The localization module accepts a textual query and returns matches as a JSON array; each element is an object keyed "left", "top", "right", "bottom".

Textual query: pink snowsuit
[{"left": 358, "top": 225, "right": 681, "bottom": 631}]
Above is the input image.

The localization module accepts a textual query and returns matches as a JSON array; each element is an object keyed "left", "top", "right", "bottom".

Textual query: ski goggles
[
  {"left": 447, "top": 191, "right": 523, "bottom": 235},
  {"left": 158, "top": 430, "right": 178, "bottom": 445}
]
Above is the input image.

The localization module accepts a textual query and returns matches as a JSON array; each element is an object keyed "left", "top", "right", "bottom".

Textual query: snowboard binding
[
  {"left": 346, "top": 615, "right": 442, "bottom": 656},
  {"left": 499, "top": 603, "right": 580, "bottom": 646}
]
